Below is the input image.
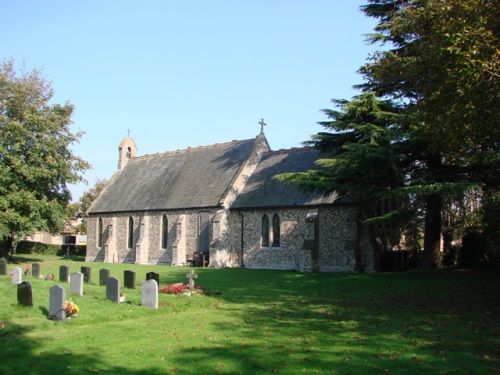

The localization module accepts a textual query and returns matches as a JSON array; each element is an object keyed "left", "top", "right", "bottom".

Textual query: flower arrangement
[
  {"left": 159, "top": 283, "right": 204, "bottom": 295},
  {"left": 44, "top": 274, "right": 55, "bottom": 280},
  {"left": 64, "top": 299, "right": 79, "bottom": 317},
  {"left": 24, "top": 265, "right": 30, "bottom": 275}
]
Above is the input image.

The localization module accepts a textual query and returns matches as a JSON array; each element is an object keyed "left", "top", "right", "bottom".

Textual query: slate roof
[
  {"left": 231, "top": 148, "right": 339, "bottom": 209},
  {"left": 89, "top": 138, "right": 258, "bottom": 213}
]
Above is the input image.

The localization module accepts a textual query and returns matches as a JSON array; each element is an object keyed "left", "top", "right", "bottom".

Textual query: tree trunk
[{"left": 422, "top": 193, "right": 442, "bottom": 269}]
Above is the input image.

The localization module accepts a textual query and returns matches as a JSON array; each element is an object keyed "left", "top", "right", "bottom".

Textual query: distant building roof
[
  {"left": 89, "top": 138, "right": 259, "bottom": 213},
  {"left": 231, "top": 148, "right": 339, "bottom": 209}
]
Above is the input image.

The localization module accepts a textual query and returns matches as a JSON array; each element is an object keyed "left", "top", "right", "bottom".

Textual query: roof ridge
[
  {"left": 268, "top": 146, "right": 313, "bottom": 155},
  {"left": 133, "top": 138, "right": 255, "bottom": 160}
]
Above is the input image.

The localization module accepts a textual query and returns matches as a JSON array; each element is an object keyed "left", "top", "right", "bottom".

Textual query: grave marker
[
  {"left": 17, "top": 281, "right": 33, "bottom": 307},
  {"left": 81, "top": 266, "right": 92, "bottom": 284},
  {"left": 146, "top": 272, "right": 160, "bottom": 286},
  {"left": 59, "top": 265, "right": 69, "bottom": 282},
  {"left": 32, "top": 263, "right": 41, "bottom": 278},
  {"left": 0, "top": 259, "right": 7, "bottom": 275},
  {"left": 49, "top": 284, "right": 66, "bottom": 321},
  {"left": 11, "top": 267, "right": 22, "bottom": 284},
  {"left": 70, "top": 272, "right": 84, "bottom": 296},
  {"left": 141, "top": 279, "right": 158, "bottom": 309},
  {"left": 99, "top": 268, "right": 110, "bottom": 286},
  {"left": 124, "top": 270, "right": 136, "bottom": 289},
  {"left": 106, "top": 277, "right": 120, "bottom": 303},
  {"left": 186, "top": 269, "right": 198, "bottom": 290}
]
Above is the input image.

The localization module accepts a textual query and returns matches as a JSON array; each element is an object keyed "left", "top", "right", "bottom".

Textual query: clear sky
[{"left": 1, "top": 0, "right": 378, "bottom": 202}]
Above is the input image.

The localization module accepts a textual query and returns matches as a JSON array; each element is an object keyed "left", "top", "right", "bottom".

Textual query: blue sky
[{"left": 1, "top": 1, "right": 378, "bottom": 201}]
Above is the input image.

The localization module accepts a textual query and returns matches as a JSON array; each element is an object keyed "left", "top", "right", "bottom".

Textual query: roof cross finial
[
  {"left": 259, "top": 118, "right": 266, "bottom": 133},
  {"left": 127, "top": 128, "right": 131, "bottom": 137}
]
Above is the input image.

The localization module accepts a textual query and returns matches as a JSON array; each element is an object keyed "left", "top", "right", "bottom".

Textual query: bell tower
[{"left": 118, "top": 137, "right": 137, "bottom": 170}]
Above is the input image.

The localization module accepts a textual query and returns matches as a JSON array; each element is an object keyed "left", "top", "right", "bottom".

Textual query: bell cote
[{"left": 118, "top": 137, "right": 137, "bottom": 170}]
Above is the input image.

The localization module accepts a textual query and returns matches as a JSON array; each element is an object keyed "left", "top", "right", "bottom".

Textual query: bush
[{"left": 16, "top": 241, "right": 61, "bottom": 255}]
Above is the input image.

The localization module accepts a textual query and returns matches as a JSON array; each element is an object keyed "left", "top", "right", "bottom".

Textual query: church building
[{"left": 85, "top": 128, "right": 374, "bottom": 272}]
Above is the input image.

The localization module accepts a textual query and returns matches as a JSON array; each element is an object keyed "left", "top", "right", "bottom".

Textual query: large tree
[
  {"left": 357, "top": 0, "right": 499, "bottom": 268},
  {"left": 0, "top": 59, "right": 90, "bottom": 257}
]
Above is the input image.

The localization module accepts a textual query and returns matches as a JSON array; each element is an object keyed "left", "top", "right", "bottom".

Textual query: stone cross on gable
[
  {"left": 186, "top": 269, "right": 198, "bottom": 290},
  {"left": 259, "top": 118, "right": 266, "bottom": 133},
  {"left": 127, "top": 128, "right": 131, "bottom": 137}
]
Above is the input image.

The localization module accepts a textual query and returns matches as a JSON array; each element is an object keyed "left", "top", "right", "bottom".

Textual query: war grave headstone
[
  {"left": 141, "top": 279, "right": 158, "bottom": 309},
  {"left": 99, "top": 268, "right": 111, "bottom": 286},
  {"left": 186, "top": 269, "right": 198, "bottom": 290},
  {"left": 59, "top": 265, "right": 69, "bottom": 282},
  {"left": 17, "top": 281, "right": 33, "bottom": 307},
  {"left": 81, "top": 266, "right": 92, "bottom": 284},
  {"left": 11, "top": 267, "right": 22, "bottom": 284},
  {"left": 146, "top": 271, "right": 159, "bottom": 286},
  {"left": 0, "top": 259, "right": 7, "bottom": 275},
  {"left": 124, "top": 270, "right": 136, "bottom": 289},
  {"left": 49, "top": 284, "right": 66, "bottom": 321},
  {"left": 106, "top": 277, "right": 120, "bottom": 303},
  {"left": 70, "top": 272, "right": 84, "bottom": 296},
  {"left": 32, "top": 263, "right": 41, "bottom": 278}
]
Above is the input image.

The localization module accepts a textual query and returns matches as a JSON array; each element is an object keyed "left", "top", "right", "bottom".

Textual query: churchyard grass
[{"left": 0, "top": 254, "right": 498, "bottom": 374}]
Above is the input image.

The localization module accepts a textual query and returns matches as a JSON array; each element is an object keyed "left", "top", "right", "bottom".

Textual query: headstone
[
  {"left": 49, "top": 284, "right": 66, "bottom": 321},
  {"left": 81, "top": 266, "right": 91, "bottom": 284},
  {"left": 186, "top": 269, "right": 198, "bottom": 290},
  {"left": 32, "top": 263, "right": 41, "bottom": 278},
  {"left": 11, "top": 267, "right": 22, "bottom": 284},
  {"left": 106, "top": 277, "right": 120, "bottom": 303},
  {"left": 124, "top": 270, "right": 136, "bottom": 289},
  {"left": 17, "top": 281, "right": 33, "bottom": 307},
  {"left": 141, "top": 279, "right": 158, "bottom": 309},
  {"left": 99, "top": 268, "right": 110, "bottom": 286},
  {"left": 70, "top": 272, "right": 84, "bottom": 296},
  {"left": 146, "top": 271, "right": 159, "bottom": 286},
  {"left": 59, "top": 265, "right": 69, "bottom": 282},
  {"left": 0, "top": 259, "right": 6, "bottom": 275}
]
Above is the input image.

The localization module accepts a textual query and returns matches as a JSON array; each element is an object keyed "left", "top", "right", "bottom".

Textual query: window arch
[
  {"left": 97, "top": 218, "right": 103, "bottom": 247},
  {"left": 128, "top": 216, "right": 134, "bottom": 248},
  {"left": 261, "top": 214, "right": 269, "bottom": 247},
  {"left": 272, "top": 214, "right": 280, "bottom": 247},
  {"left": 161, "top": 215, "right": 168, "bottom": 249}
]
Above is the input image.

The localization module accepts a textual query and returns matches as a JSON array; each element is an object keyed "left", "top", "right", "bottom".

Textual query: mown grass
[{"left": 0, "top": 254, "right": 499, "bottom": 374}]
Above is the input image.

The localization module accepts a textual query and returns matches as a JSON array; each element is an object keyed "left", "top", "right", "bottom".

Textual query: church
[{"left": 85, "top": 127, "right": 374, "bottom": 272}]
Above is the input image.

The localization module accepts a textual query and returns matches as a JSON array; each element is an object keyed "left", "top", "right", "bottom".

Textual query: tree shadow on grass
[{"left": 8, "top": 256, "right": 45, "bottom": 264}]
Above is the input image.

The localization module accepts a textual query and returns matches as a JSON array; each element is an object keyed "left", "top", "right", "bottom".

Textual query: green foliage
[
  {"left": 0, "top": 59, "right": 90, "bottom": 253},
  {"left": 75, "top": 178, "right": 108, "bottom": 234},
  {"left": 0, "top": 254, "right": 499, "bottom": 374},
  {"left": 15, "top": 240, "right": 60, "bottom": 255}
]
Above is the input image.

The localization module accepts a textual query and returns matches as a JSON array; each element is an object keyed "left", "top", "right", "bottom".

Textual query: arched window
[
  {"left": 261, "top": 214, "right": 269, "bottom": 247},
  {"left": 272, "top": 214, "right": 280, "bottom": 247},
  {"left": 128, "top": 216, "right": 134, "bottom": 248},
  {"left": 97, "top": 218, "right": 103, "bottom": 247},
  {"left": 161, "top": 215, "right": 168, "bottom": 249}
]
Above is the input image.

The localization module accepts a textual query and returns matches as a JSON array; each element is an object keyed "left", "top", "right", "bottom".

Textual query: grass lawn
[{"left": 0, "top": 254, "right": 499, "bottom": 374}]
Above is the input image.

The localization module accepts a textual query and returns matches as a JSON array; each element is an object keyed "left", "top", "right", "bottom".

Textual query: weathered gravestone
[
  {"left": 32, "top": 263, "right": 41, "bottom": 278},
  {"left": 124, "top": 270, "right": 136, "bottom": 289},
  {"left": 141, "top": 279, "right": 158, "bottom": 309},
  {"left": 11, "top": 267, "right": 22, "bottom": 284},
  {"left": 49, "top": 284, "right": 66, "bottom": 321},
  {"left": 186, "top": 269, "right": 198, "bottom": 290},
  {"left": 146, "top": 272, "right": 160, "bottom": 286},
  {"left": 70, "top": 272, "right": 83, "bottom": 296},
  {"left": 17, "top": 281, "right": 33, "bottom": 307},
  {"left": 81, "top": 266, "right": 92, "bottom": 284},
  {"left": 106, "top": 277, "right": 120, "bottom": 303},
  {"left": 59, "top": 265, "right": 69, "bottom": 282},
  {"left": 99, "top": 268, "right": 110, "bottom": 286},
  {"left": 0, "top": 260, "right": 7, "bottom": 275}
]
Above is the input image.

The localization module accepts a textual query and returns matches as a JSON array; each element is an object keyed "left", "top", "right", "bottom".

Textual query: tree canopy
[{"left": 0, "top": 59, "right": 90, "bottom": 256}]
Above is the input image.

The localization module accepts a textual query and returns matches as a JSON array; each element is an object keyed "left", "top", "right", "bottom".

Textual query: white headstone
[
  {"left": 49, "top": 284, "right": 66, "bottom": 321},
  {"left": 141, "top": 279, "right": 158, "bottom": 309},
  {"left": 11, "top": 267, "right": 22, "bottom": 284},
  {"left": 70, "top": 271, "right": 84, "bottom": 296}
]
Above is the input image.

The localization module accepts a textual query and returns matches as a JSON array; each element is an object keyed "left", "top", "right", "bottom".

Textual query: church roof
[
  {"left": 231, "top": 147, "right": 339, "bottom": 209},
  {"left": 89, "top": 138, "right": 259, "bottom": 213}
]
